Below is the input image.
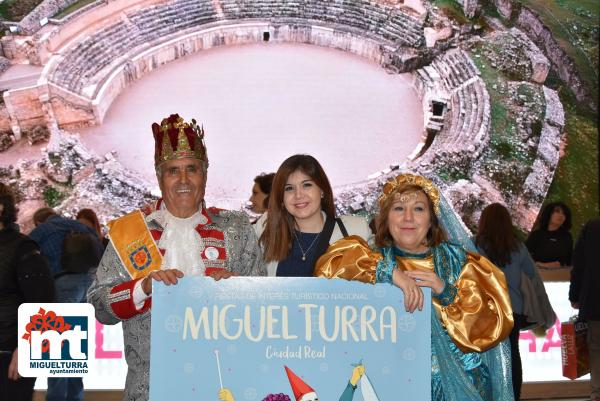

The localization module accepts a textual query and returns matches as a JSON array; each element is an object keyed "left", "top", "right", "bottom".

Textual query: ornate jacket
[
  {"left": 316, "top": 236, "right": 515, "bottom": 401},
  {"left": 87, "top": 200, "right": 265, "bottom": 401}
]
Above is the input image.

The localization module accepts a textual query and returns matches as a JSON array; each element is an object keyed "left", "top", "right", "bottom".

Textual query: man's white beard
[
  {"left": 299, "top": 392, "right": 318, "bottom": 401},
  {"left": 149, "top": 208, "right": 207, "bottom": 276}
]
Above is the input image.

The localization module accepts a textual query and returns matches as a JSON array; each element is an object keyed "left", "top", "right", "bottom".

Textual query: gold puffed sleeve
[
  {"left": 435, "top": 252, "right": 514, "bottom": 353},
  {"left": 314, "top": 236, "right": 382, "bottom": 284}
]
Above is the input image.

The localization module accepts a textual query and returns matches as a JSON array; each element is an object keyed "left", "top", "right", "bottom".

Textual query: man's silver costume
[{"left": 87, "top": 114, "right": 265, "bottom": 401}]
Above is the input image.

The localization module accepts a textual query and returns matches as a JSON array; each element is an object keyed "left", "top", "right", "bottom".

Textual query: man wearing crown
[{"left": 87, "top": 114, "right": 266, "bottom": 401}]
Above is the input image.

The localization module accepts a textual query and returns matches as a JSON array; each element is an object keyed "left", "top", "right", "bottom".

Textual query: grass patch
[
  {"left": 480, "top": 35, "right": 532, "bottom": 81},
  {"left": 473, "top": 53, "right": 511, "bottom": 141},
  {"left": 53, "top": 0, "right": 97, "bottom": 19},
  {"left": 0, "top": 0, "right": 43, "bottom": 21},
  {"left": 472, "top": 51, "right": 514, "bottom": 156},
  {"left": 43, "top": 185, "right": 66, "bottom": 208},
  {"left": 432, "top": 0, "right": 471, "bottom": 24},
  {"left": 538, "top": 66, "right": 598, "bottom": 238},
  {"left": 474, "top": 3, "right": 598, "bottom": 236},
  {"left": 470, "top": 43, "right": 546, "bottom": 197},
  {"left": 433, "top": 0, "right": 596, "bottom": 235},
  {"left": 480, "top": 0, "right": 505, "bottom": 20},
  {"left": 436, "top": 166, "right": 470, "bottom": 183},
  {"left": 544, "top": 95, "right": 599, "bottom": 239},
  {"left": 517, "top": 0, "right": 599, "bottom": 107},
  {"left": 0, "top": 0, "right": 95, "bottom": 22}
]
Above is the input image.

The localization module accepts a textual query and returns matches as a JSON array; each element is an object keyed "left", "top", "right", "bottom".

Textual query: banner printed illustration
[{"left": 149, "top": 277, "right": 431, "bottom": 401}]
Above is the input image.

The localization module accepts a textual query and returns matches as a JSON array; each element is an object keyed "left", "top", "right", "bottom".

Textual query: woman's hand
[
  {"left": 8, "top": 348, "right": 20, "bottom": 380},
  {"left": 535, "top": 261, "right": 562, "bottom": 268},
  {"left": 405, "top": 270, "right": 445, "bottom": 294},
  {"left": 392, "top": 269, "right": 424, "bottom": 313}
]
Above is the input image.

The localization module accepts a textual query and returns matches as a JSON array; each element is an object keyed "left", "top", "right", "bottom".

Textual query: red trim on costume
[
  {"left": 198, "top": 229, "right": 224, "bottom": 241},
  {"left": 140, "top": 203, "right": 228, "bottom": 270},
  {"left": 109, "top": 278, "right": 152, "bottom": 319},
  {"left": 150, "top": 229, "right": 162, "bottom": 242},
  {"left": 198, "top": 229, "right": 227, "bottom": 261}
]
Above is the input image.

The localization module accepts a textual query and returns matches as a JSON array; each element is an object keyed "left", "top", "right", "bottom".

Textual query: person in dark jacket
[
  {"left": 569, "top": 218, "right": 600, "bottom": 401},
  {"left": 29, "top": 208, "right": 103, "bottom": 401},
  {"left": 0, "top": 183, "right": 55, "bottom": 401},
  {"left": 76, "top": 208, "right": 109, "bottom": 249},
  {"left": 526, "top": 202, "right": 573, "bottom": 267},
  {"left": 475, "top": 203, "right": 537, "bottom": 401}
]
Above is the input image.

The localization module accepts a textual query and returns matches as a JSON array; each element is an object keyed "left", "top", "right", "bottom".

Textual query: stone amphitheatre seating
[
  {"left": 413, "top": 49, "right": 490, "bottom": 167},
  {"left": 50, "top": 0, "right": 219, "bottom": 94},
  {"left": 220, "top": 0, "right": 424, "bottom": 47},
  {"left": 48, "top": 0, "right": 424, "bottom": 97}
]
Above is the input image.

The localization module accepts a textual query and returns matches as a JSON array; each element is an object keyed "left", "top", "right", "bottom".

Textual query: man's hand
[
  {"left": 8, "top": 348, "right": 20, "bottom": 380},
  {"left": 208, "top": 270, "right": 238, "bottom": 281},
  {"left": 350, "top": 364, "right": 365, "bottom": 386},
  {"left": 141, "top": 269, "right": 184, "bottom": 295},
  {"left": 218, "top": 388, "right": 236, "bottom": 401},
  {"left": 392, "top": 269, "right": 424, "bottom": 312}
]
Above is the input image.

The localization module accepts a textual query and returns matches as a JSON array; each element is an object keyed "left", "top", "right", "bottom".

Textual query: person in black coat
[
  {"left": 569, "top": 218, "right": 600, "bottom": 401},
  {"left": 0, "top": 183, "right": 55, "bottom": 401},
  {"left": 526, "top": 202, "right": 573, "bottom": 267}
]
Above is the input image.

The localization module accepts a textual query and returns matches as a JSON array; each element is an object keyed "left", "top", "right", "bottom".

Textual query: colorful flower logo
[{"left": 22, "top": 308, "right": 72, "bottom": 352}]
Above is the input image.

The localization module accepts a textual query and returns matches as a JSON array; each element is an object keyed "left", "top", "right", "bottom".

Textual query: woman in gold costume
[{"left": 315, "top": 173, "right": 515, "bottom": 401}]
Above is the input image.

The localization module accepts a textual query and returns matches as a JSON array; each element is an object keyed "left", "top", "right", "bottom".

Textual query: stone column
[
  {"left": 39, "top": 91, "right": 59, "bottom": 132},
  {"left": 2, "top": 91, "right": 22, "bottom": 140},
  {"left": 39, "top": 89, "right": 61, "bottom": 153},
  {"left": 0, "top": 36, "right": 17, "bottom": 60}
]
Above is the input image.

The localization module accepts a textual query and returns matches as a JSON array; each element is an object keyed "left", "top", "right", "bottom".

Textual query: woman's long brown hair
[
  {"left": 475, "top": 203, "right": 519, "bottom": 267},
  {"left": 260, "top": 154, "right": 335, "bottom": 262},
  {"left": 76, "top": 208, "right": 104, "bottom": 239}
]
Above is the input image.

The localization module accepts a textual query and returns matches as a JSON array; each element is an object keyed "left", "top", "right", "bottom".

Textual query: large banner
[
  {"left": 30, "top": 281, "right": 588, "bottom": 391},
  {"left": 149, "top": 277, "right": 432, "bottom": 401}
]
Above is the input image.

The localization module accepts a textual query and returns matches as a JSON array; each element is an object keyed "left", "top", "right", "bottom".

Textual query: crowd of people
[{"left": 1, "top": 113, "right": 598, "bottom": 401}]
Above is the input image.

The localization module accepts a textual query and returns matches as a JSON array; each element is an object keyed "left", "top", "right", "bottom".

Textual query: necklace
[{"left": 293, "top": 229, "right": 322, "bottom": 261}]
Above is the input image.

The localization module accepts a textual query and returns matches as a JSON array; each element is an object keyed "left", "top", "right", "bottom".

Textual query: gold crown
[
  {"left": 152, "top": 114, "right": 207, "bottom": 166},
  {"left": 378, "top": 173, "right": 440, "bottom": 216}
]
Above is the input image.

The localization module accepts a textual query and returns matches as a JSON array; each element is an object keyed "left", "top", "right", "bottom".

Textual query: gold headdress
[
  {"left": 378, "top": 173, "right": 441, "bottom": 216},
  {"left": 152, "top": 114, "right": 207, "bottom": 167}
]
